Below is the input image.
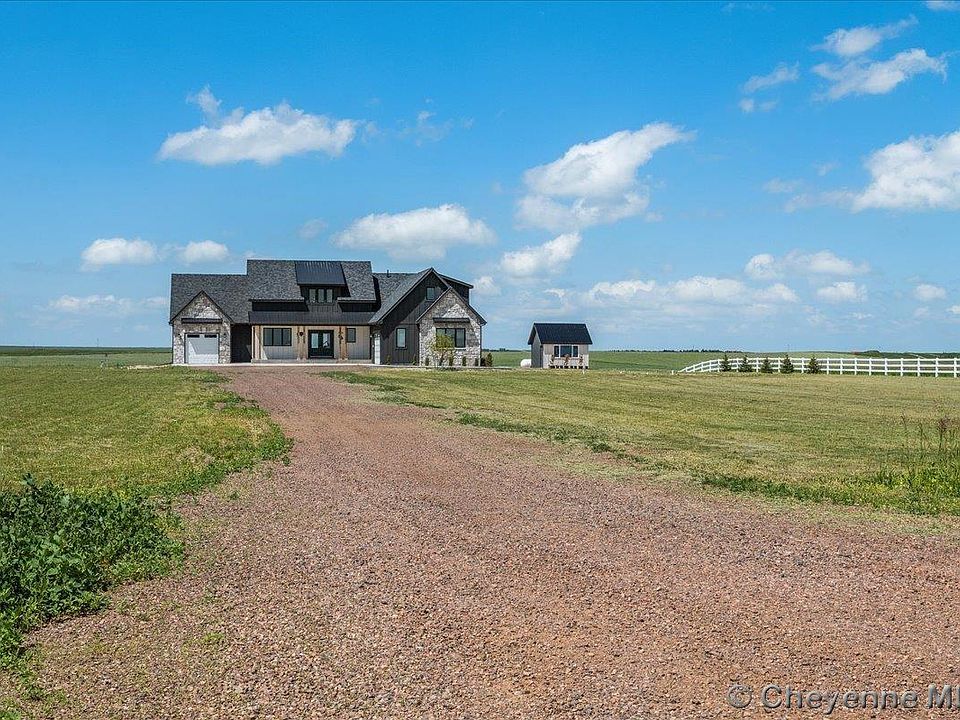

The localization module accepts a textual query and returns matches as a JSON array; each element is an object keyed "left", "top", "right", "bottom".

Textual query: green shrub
[
  {"left": 760, "top": 357, "right": 774, "bottom": 374},
  {"left": 719, "top": 353, "right": 731, "bottom": 372},
  {"left": 807, "top": 356, "right": 821, "bottom": 374},
  {"left": 737, "top": 356, "right": 753, "bottom": 373},
  {"left": 485, "top": 352, "right": 493, "bottom": 367},
  {"left": 780, "top": 355, "right": 794, "bottom": 374},
  {"left": 0, "top": 476, "right": 181, "bottom": 666},
  {"left": 461, "top": 356, "right": 467, "bottom": 367}
]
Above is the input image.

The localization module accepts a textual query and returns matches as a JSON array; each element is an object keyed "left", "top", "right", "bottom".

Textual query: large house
[{"left": 169, "top": 259, "right": 485, "bottom": 365}]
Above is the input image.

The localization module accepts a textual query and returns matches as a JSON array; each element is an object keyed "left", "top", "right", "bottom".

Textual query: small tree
[
  {"left": 485, "top": 352, "right": 493, "bottom": 367},
  {"left": 780, "top": 355, "right": 794, "bottom": 374},
  {"left": 461, "top": 355, "right": 467, "bottom": 367},
  {"left": 427, "top": 333, "right": 456, "bottom": 368},
  {"left": 719, "top": 353, "right": 732, "bottom": 372},
  {"left": 807, "top": 356, "right": 821, "bottom": 374},
  {"left": 760, "top": 356, "right": 774, "bottom": 374},
  {"left": 738, "top": 356, "right": 753, "bottom": 373}
]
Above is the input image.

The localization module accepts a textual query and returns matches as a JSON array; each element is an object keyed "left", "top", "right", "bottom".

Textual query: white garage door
[{"left": 185, "top": 333, "right": 219, "bottom": 365}]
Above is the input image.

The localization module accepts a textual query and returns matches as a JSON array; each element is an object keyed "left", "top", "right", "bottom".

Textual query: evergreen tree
[
  {"left": 719, "top": 353, "right": 732, "bottom": 372},
  {"left": 738, "top": 356, "right": 753, "bottom": 373},
  {"left": 760, "top": 356, "right": 774, "bottom": 374},
  {"left": 780, "top": 355, "right": 794, "bottom": 374},
  {"left": 807, "top": 356, "right": 821, "bottom": 374}
]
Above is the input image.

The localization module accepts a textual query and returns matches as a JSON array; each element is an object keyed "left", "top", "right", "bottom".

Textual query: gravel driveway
[{"left": 23, "top": 368, "right": 960, "bottom": 718}]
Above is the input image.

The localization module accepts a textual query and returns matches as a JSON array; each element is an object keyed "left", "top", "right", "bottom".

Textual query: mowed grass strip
[
  {"left": 0, "top": 366, "right": 286, "bottom": 494},
  {"left": 0, "top": 347, "right": 170, "bottom": 368},
  {"left": 333, "top": 369, "right": 960, "bottom": 514}
]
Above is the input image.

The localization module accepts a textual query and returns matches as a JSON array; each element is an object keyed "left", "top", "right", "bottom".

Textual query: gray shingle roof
[
  {"left": 169, "top": 273, "right": 248, "bottom": 323},
  {"left": 341, "top": 261, "right": 376, "bottom": 302},
  {"left": 246, "top": 260, "right": 304, "bottom": 300},
  {"left": 528, "top": 323, "right": 592, "bottom": 345},
  {"left": 369, "top": 269, "right": 432, "bottom": 324}
]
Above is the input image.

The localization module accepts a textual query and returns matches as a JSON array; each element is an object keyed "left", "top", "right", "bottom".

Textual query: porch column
[{"left": 373, "top": 332, "right": 381, "bottom": 365}]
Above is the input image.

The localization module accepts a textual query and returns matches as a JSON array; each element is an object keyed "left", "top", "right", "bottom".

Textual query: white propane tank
[{"left": 520, "top": 358, "right": 532, "bottom": 368}]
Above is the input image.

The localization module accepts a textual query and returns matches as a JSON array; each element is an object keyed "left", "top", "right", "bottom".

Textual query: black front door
[{"left": 308, "top": 330, "right": 334, "bottom": 359}]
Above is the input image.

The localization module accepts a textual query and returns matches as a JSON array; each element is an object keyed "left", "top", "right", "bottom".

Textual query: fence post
[
  {"left": 917, "top": 358, "right": 921, "bottom": 377},
  {"left": 900, "top": 358, "right": 904, "bottom": 377},
  {"left": 935, "top": 358, "right": 940, "bottom": 378},
  {"left": 884, "top": 358, "right": 888, "bottom": 376}
]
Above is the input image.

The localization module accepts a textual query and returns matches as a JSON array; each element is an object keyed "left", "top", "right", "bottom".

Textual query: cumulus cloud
[
  {"left": 742, "top": 63, "right": 800, "bottom": 93},
  {"left": 516, "top": 124, "right": 692, "bottom": 231},
  {"left": 754, "top": 283, "right": 799, "bottom": 303},
  {"left": 914, "top": 283, "right": 947, "bottom": 301},
  {"left": 814, "top": 17, "right": 917, "bottom": 57},
  {"left": 49, "top": 294, "right": 167, "bottom": 316},
  {"left": 851, "top": 129, "right": 960, "bottom": 211},
  {"left": 179, "top": 240, "right": 229, "bottom": 264},
  {"left": 816, "top": 281, "right": 867, "bottom": 303},
  {"left": 739, "top": 98, "right": 778, "bottom": 114},
  {"left": 471, "top": 275, "right": 500, "bottom": 297},
  {"left": 500, "top": 233, "right": 580, "bottom": 277},
  {"left": 949, "top": 305, "right": 960, "bottom": 315},
  {"left": 333, "top": 204, "right": 495, "bottom": 260},
  {"left": 813, "top": 49, "right": 947, "bottom": 100},
  {"left": 298, "top": 218, "right": 327, "bottom": 240},
  {"left": 81, "top": 238, "right": 159, "bottom": 270},
  {"left": 158, "top": 86, "right": 358, "bottom": 165},
  {"left": 745, "top": 250, "right": 868, "bottom": 278}
]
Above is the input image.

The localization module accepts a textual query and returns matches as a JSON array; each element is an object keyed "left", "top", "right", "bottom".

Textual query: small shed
[{"left": 527, "top": 323, "right": 592, "bottom": 369}]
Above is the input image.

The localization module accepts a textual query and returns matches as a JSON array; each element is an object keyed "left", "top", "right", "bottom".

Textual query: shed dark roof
[
  {"left": 528, "top": 323, "right": 592, "bottom": 345},
  {"left": 295, "top": 260, "right": 346, "bottom": 286},
  {"left": 169, "top": 273, "right": 248, "bottom": 323}
]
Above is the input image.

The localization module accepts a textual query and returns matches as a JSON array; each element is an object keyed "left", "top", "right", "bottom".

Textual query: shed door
[{"left": 185, "top": 333, "right": 219, "bottom": 365}]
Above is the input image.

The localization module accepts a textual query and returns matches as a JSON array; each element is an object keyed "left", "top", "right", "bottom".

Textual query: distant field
[
  {"left": 335, "top": 369, "right": 960, "bottom": 515},
  {"left": 488, "top": 349, "right": 848, "bottom": 372},
  {"left": 0, "top": 346, "right": 170, "bottom": 367},
  {"left": 0, "top": 366, "right": 283, "bottom": 493}
]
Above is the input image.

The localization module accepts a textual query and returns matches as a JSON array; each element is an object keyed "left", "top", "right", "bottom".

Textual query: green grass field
[
  {"left": 334, "top": 368, "right": 960, "bottom": 515},
  {"left": 0, "top": 346, "right": 170, "bottom": 368},
  {"left": 487, "top": 349, "right": 850, "bottom": 372}
]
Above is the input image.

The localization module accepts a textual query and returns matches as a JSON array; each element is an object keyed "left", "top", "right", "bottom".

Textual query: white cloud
[
  {"left": 400, "top": 110, "right": 466, "bottom": 145},
  {"left": 814, "top": 161, "right": 838, "bottom": 176},
  {"left": 500, "top": 233, "right": 581, "bottom": 277},
  {"left": 49, "top": 294, "right": 167, "bottom": 316},
  {"left": 813, "top": 49, "right": 947, "bottom": 100},
  {"left": 927, "top": 0, "right": 960, "bottom": 10},
  {"left": 517, "top": 124, "right": 692, "bottom": 231},
  {"left": 816, "top": 281, "right": 867, "bottom": 303},
  {"left": 670, "top": 276, "right": 747, "bottom": 303},
  {"left": 746, "top": 250, "right": 868, "bottom": 278},
  {"left": 471, "top": 275, "right": 500, "bottom": 297},
  {"left": 949, "top": 305, "right": 960, "bottom": 315},
  {"left": 158, "top": 87, "right": 358, "bottom": 165},
  {"left": 298, "top": 218, "right": 327, "bottom": 240},
  {"left": 814, "top": 17, "right": 917, "bottom": 57},
  {"left": 333, "top": 204, "right": 495, "bottom": 260},
  {"left": 754, "top": 283, "right": 799, "bottom": 303},
  {"left": 81, "top": 238, "right": 159, "bottom": 270},
  {"left": 179, "top": 240, "right": 229, "bottom": 264},
  {"left": 742, "top": 63, "right": 800, "bottom": 93},
  {"left": 763, "top": 178, "right": 802, "bottom": 194},
  {"left": 914, "top": 283, "right": 947, "bottom": 301},
  {"left": 852, "top": 129, "right": 960, "bottom": 211},
  {"left": 586, "top": 279, "right": 657, "bottom": 305},
  {"left": 739, "top": 98, "right": 778, "bottom": 113},
  {"left": 914, "top": 306, "right": 931, "bottom": 319}
]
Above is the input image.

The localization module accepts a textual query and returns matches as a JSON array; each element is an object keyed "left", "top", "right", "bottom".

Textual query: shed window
[
  {"left": 346, "top": 327, "right": 357, "bottom": 343},
  {"left": 263, "top": 327, "right": 292, "bottom": 347},
  {"left": 437, "top": 327, "right": 466, "bottom": 348},
  {"left": 553, "top": 344, "right": 578, "bottom": 357},
  {"left": 396, "top": 328, "right": 407, "bottom": 349}
]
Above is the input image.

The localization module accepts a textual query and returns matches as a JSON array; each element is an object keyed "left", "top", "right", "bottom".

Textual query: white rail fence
[{"left": 678, "top": 356, "right": 960, "bottom": 377}]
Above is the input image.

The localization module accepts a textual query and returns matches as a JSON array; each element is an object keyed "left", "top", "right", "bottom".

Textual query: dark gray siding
[
  {"left": 531, "top": 333, "right": 542, "bottom": 368},
  {"left": 231, "top": 324, "right": 252, "bottom": 363},
  {"left": 377, "top": 270, "right": 447, "bottom": 365}
]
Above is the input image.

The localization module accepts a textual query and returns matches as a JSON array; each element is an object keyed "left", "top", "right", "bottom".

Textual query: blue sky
[{"left": 1, "top": 1, "right": 959, "bottom": 351}]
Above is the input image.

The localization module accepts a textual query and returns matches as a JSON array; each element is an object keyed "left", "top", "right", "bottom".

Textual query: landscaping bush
[
  {"left": 760, "top": 357, "right": 774, "bottom": 374},
  {"left": 461, "top": 356, "right": 467, "bottom": 367},
  {"left": 807, "top": 356, "right": 821, "bottom": 374},
  {"left": 719, "top": 354, "right": 731, "bottom": 372},
  {"left": 780, "top": 355, "right": 794, "bottom": 374},
  {"left": 738, "top": 356, "right": 753, "bottom": 373},
  {"left": 485, "top": 352, "right": 493, "bottom": 367},
  {"left": 0, "top": 476, "right": 181, "bottom": 666}
]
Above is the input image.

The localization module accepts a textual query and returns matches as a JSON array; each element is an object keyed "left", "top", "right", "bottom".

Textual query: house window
[
  {"left": 263, "top": 327, "right": 292, "bottom": 346},
  {"left": 346, "top": 327, "right": 357, "bottom": 343},
  {"left": 437, "top": 327, "right": 466, "bottom": 348},
  {"left": 426, "top": 286, "right": 438, "bottom": 301},
  {"left": 307, "top": 287, "right": 336, "bottom": 303},
  {"left": 396, "top": 328, "right": 407, "bottom": 349},
  {"left": 553, "top": 344, "right": 577, "bottom": 357}
]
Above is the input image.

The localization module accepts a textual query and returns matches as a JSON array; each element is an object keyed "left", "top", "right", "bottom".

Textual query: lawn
[
  {"left": 334, "top": 368, "right": 960, "bottom": 514},
  {"left": 487, "top": 349, "right": 847, "bottom": 372},
  {"left": 0, "top": 346, "right": 170, "bottom": 368}
]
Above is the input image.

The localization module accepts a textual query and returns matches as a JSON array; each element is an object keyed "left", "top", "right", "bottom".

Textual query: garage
[{"left": 185, "top": 333, "right": 220, "bottom": 365}]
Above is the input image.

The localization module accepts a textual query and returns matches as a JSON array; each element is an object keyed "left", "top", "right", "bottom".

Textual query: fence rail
[{"left": 678, "top": 356, "right": 960, "bottom": 377}]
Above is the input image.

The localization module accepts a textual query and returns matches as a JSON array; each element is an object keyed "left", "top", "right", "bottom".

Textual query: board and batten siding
[
  {"left": 251, "top": 324, "right": 372, "bottom": 361},
  {"left": 377, "top": 271, "right": 452, "bottom": 365},
  {"left": 542, "top": 344, "right": 590, "bottom": 368}
]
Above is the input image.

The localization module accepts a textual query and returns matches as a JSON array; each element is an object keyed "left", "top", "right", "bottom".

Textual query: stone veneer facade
[
  {"left": 418, "top": 289, "right": 482, "bottom": 366},
  {"left": 171, "top": 293, "right": 231, "bottom": 365}
]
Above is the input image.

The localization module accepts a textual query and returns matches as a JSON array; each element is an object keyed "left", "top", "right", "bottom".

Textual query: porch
[{"left": 251, "top": 324, "right": 373, "bottom": 363}]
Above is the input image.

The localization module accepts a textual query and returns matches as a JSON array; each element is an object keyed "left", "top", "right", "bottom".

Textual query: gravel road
[{"left": 23, "top": 368, "right": 960, "bottom": 719}]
